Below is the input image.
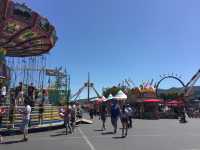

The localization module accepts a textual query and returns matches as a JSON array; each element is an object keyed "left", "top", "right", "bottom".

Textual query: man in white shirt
[{"left": 21, "top": 100, "right": 31, "bottom": 141}]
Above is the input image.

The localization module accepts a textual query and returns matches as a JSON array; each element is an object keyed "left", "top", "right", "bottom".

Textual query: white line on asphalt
[{"left": 78, "top": 128, "right": 96, "bottom": 150}]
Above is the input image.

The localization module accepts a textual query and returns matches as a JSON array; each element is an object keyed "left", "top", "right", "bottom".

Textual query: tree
[{"left": 159, "top": 92, "right": 180, "bottom": 100}]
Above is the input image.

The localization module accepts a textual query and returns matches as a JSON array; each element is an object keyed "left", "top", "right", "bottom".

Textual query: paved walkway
[{"left": 1, "top": 117, "right": 200, "bottom": 150}]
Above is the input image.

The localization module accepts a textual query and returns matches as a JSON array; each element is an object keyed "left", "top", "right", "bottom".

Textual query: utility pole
[
  {"left": 87, "top": 72, "right": 90, "bottom": 101},
  {"left": 68, "top": 75, "right": 71, "bottom": 100}
]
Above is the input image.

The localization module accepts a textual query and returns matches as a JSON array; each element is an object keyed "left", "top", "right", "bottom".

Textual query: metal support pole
[{"left": 87, "top": 72, "right": 90, "bottom": 101}]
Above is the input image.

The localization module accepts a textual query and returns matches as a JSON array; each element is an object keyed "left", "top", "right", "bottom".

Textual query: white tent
[
  {"left": 107, "top": 94, "right": 113, "bottom": 100},
  {"left": 101, "top": 96, "right": 108, "bottom": 102},
  {"left": 90, "top": 96, "right": 107, "bottom": 102},
  {"left": 114, "top": 90, "right": 127, "bottom": 100},
  {"left": 90, "top": 97, "right": 99, "bottom": 102}
]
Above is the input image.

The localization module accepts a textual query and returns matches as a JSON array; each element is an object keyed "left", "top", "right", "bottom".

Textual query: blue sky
[{"left": 17, "top": 0, "right": 200, "bottom": 97}]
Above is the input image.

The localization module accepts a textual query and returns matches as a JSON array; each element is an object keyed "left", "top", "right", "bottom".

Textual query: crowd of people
[
  {"left": 88, "top": 100, "right": 135, "bottom": 138},
  {"left": 13, "top": 82, "right": 48, "bottom": 107},
  {"left": 7, "top": 82, "right": 48, "bottom": 126},
  {"left": 0, "top": 95, "right": 135, "bottom": 143},
  {"left": 0, "top": 82, "right": 49, "bottom": 143},
  {"left": 59, "top": 105, "right": 77, "bottom": 135},
  {"left": 58, "top": 100, "right": 135, "bottom": 138}
]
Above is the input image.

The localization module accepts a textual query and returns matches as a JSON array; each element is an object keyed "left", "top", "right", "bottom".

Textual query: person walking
[
  {"left": 71, "top": 105, "right": 76, "bottom": 133},
  {"left": 89, "top": 104, "right": 94, "bottom": 120},
  {"left": 20, "top": 100, "right": 31, "bottom": 141},
  {"left": 125, "top": 104, "right": 134, "bottom": 128},
  {"left": 110, "top": 100, "right": 120, "bottom": 134},
  {"left": 120, "top": 105, "right": 129, "bottom": 137},
  {"left": 76, "top": 105, "right": 83, "bottom": 119},
  {"left": 99, "top": 102, "right": 107, "bottom": 130},
  {"left": 60, "top": 106, "right": 72, "bottom": 135}
]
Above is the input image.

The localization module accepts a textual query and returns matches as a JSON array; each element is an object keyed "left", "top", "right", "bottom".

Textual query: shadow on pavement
[
  {"left": 50, "top": 131, "right": 66, "bottom": 137},
  {"left": 112, "top": 136, "right": 125, "bottom": 139},
  {"left": 50, "top": 133, "right": 66, "bottom": 137},
  {"left": 94, "top": 129, "right": 104, "bottom": 132},
  {"left": 2, "top": 139, "right": 25, "bottom": 144},
  {"left": 101, "top": 131, "right": 114, "bottom": 135}
]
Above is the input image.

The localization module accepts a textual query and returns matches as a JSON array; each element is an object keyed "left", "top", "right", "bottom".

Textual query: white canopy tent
[
  {"left": 107, "top": 94, "right": 113, "bottom": 100},
  {"left": 90, "top": 96, "right": 107, "bottom": 102},
  {"left": 114, "top": 90, "right": 127, "bottom": 100}
]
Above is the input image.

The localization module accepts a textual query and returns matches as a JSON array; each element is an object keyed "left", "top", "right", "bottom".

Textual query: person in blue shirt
[{"left": 110, "top": 100, "right": 120, "bottom": 134}]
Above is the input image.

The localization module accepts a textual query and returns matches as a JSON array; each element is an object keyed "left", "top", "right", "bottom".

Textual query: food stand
[{"left": 142, "top": 99, "right": 162, "bottom": 119}]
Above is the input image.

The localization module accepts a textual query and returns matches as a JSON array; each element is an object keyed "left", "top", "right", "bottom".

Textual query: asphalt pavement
[{"left": 1, "top": 116, "right": 200, "bottom": 150}]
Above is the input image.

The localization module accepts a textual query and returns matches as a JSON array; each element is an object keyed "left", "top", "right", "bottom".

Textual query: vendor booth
[{"left": 141, "top": 99, "right": 162, "bottom": 119}]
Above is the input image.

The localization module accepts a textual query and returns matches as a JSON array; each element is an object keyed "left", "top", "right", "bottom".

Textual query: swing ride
[
  {"left": 0, "top": 0, "right": 57, "bottom": 57},
  {"left": 0, "top": 0, "right": 70, "bottom": 130},
  {"left": 0, "top": 0, "right": 58, "bottom": 90},
  {"left": 0, "top": 0, "right": 57, "bottom": 86}
]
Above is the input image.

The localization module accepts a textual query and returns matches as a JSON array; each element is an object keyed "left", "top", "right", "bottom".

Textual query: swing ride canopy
[{"left": 0, "top": 0, "right": 57, "bottom": 57}]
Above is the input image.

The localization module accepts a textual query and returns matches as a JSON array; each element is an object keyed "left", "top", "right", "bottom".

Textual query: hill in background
[{"left": 158, "top": 86, "right": 200, "bottom": 99}]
